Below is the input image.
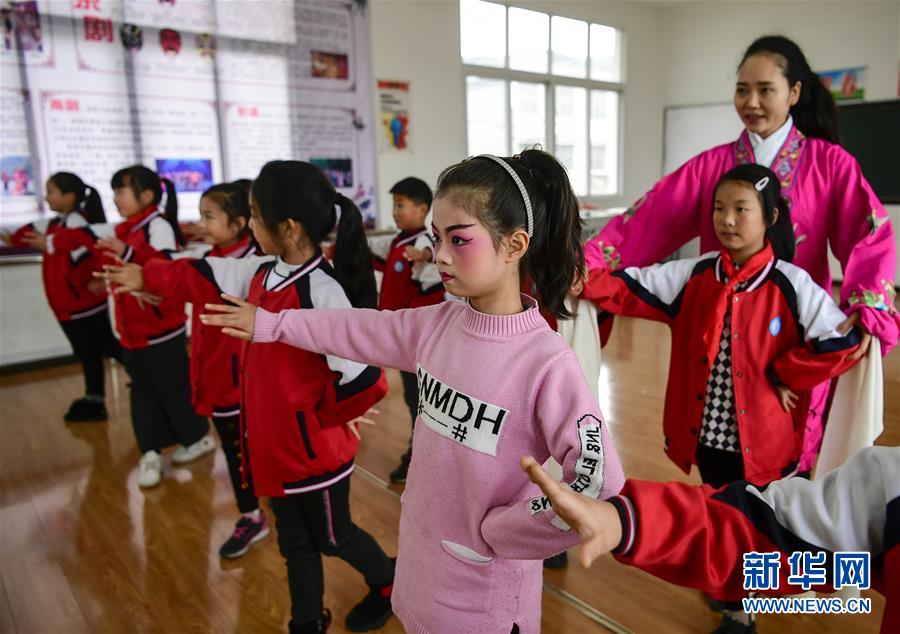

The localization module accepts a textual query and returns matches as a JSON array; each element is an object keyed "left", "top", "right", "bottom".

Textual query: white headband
[{"left": 478, "top": 154, "right": 534, "bottom": 238}]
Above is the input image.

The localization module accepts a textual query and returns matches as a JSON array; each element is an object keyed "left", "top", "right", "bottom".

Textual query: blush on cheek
[{"left": 450, "top": 237, "right": 490, "bottom": 272}]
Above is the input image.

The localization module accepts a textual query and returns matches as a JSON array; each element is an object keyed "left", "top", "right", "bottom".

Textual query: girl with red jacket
[
  {"left": 174, "top": 180, "right": 269, "bottom": 559},
  {"left": 2, "top": 172, "right": 121, "bottom": 422},
  {"left": 582, "top": 164, "right": 863, "bottom": 632},
  {"left": 105, "top": 161, "right": 394, "bottom": 634},
  {"left": 72, "top": 166, "right": 213, "bottom": 487}
]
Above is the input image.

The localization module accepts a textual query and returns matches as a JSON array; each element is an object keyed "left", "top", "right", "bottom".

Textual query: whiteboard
[
  {"left": 663, "top": 102, "right": 743, "bottom": 175},
  {"left": 662, "top": 103, "right": 742, "bottom": 258}
]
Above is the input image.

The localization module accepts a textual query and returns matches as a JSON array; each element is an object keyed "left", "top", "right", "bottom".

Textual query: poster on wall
[
  {"left": 378, "top": 79, "right": 409, "bottom": 152},
  {"left": 818, "top": 66, "right": 866, "bottom": 102}
]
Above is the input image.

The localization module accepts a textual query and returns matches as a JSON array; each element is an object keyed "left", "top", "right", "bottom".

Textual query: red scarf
[{"left": 702, "top": 243, "right": 775, "bottom": 367}]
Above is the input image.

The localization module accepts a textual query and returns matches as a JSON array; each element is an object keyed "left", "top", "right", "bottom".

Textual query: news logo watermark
[{"left": 740, "top": 551, "right": 871, "bottom": 615}]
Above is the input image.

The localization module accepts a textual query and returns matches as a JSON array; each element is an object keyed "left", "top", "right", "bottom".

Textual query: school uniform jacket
[
  {"left": 9, "top": 212, "right": 108, "bottom": 321},
  {"left": 143, "top": 236, "right": 257, "bottom": 418},
  {"left": 609, "top": 446, "right": 899, "bottom": 634},
  {"left": 371, "top": 228, "right": 443, "bottom": 310},
  {"left": 144, "top": 250, "right": 388, "bottom": 497},
  {"left": 582, "top": 245, "right": 861, "bottom": 485},
  {"left": 49, "top": 205, "right": 187, "bottom": 350}
]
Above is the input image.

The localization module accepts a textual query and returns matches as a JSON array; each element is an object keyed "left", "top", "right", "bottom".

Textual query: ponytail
[
  {"left": 159, "top": 177, "right": 185, "bottom": 246},
  {"left": 48, "top": 171, "right": 107, "bottom": 223},
  {"left": 81, "top": 186, "right": 106, "bottom": 223},
  {"left": 333, "top": 193, "right": 378, "bottom": 309},
  {"left": 111, "top": 165, "right": 184, "bottom": 246},
  {"left": 251, "top": 160, "right": 377, "bottom": 308},
  {"left": 768, "top": 196, "right": 795, "bottom": 262},
  {"left": 435, "top": 148, "right": 583, "bottom": 319},
  {"left": 517, "top": 149, "right": 583, "bottom": 319},
  {"left": 740, "top": 35, "right": 840, "bottom": 144}
]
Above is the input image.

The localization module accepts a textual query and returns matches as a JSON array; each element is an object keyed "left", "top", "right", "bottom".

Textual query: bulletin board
[{"left": 0, "top": 0, "right": 378, "bottom": 229}]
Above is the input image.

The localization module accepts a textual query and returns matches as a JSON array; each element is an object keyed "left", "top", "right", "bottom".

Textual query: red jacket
[
  {"left": 609, "top": 446, "right": 898, "bottom": 633},
  {"left": 143, "top": 236, "right": 257, "bottom": 417},
  {"left": 10, "top": 213, "right": 107, "bottom": 321},
  {"left": 158, "top": 250, "right": 388, "bottom": 497},
  {"left": 583, "top": 245, "right": 860, "bottom": 485},
  {"left": 373, "top": 228, "right": 443, "bottom": 310}
]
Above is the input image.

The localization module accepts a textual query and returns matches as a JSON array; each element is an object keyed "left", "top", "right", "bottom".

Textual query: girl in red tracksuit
[
  {"left": 2, "top": 172, "right": 121, "bottom": 422},
  {"left": 65, "top": 166, "right": 212, "bottom": 487},
  {"left": 105, "top": 161, "right": 395, "bottom": 634},
  {"left": 582, "top": 163, "right": 863, "bottom": 632},
  {"left": 159, "top": 180, "right": 268, "bottom": 559}
]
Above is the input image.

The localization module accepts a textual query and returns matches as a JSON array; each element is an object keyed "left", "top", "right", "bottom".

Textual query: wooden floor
[{"left": 0, "top": 315, "right": 896, "bottom": 633}]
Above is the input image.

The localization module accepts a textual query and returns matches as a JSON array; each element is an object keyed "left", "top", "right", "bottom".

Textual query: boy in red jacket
[{"left": 371, "top": 177, "right": 443, "bottom": 482}]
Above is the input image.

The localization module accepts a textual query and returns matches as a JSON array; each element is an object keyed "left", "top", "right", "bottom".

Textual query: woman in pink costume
[{"left": 584, "top": 35, "right": 898, "bottom": 472}]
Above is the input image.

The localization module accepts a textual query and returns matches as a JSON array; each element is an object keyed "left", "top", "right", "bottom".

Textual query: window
[{"left": 461, "top": 0, "right": 623, "bottom": 197}]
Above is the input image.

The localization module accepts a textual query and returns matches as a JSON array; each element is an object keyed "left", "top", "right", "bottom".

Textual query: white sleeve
[
  {"left": 774, "top": 261, "right": 851, "bottom": 344},
  {"left": 748, "top": 445, "right": 899, "bottom": 553},
  {"left": 147, "top": 217, "right": 177, "bottom": 252},
  {"left": 413, "top": 233, "right": 436, "bottom": 262},
  {"left": 202, "top": 255, "right": 274, "bottom": 299},
  {"left": 617, "top": 252, "right": 718, "bottom": 307},
  {"left": 368, "top": 234, "right": 393, "bottom": 261},
  {"left": 307, "top": 268, "right": 375, "bottom": 385}
]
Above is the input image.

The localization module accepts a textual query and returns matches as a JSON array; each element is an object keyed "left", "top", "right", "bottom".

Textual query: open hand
[
  {"left": 95, "top": 262, "right": 144, "bottom": 294},
  {"left": 520, "top": 456, "right": 622, "bottom": 568},
  {"left": 199, "top": 293, "right": 259, "bottom": 341},
  {"left": 346, "top": 408, "right": 380, "bottom": 440},
  {"left": 21, "top": 230, "right": 46, "bottom": 251},
  {"left": 775, "top": 384, "right": 799, "bottom": 411},
  {"left": 96, "top": 236, "right": 128, "bottom": 258}
]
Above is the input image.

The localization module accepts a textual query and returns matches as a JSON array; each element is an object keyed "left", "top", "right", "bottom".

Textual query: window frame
[{"left": 460, "top": 0, "right": 626, "bottom": 201}]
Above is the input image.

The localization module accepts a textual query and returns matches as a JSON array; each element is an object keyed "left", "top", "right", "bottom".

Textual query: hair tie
[
  {"left": 333, "top": 194, "right": 342, "bottom": 232},
  {"left": 754, "top": 176, "right": 770, "bottom": 191},
  {"left": 476, "top": 154, "right": 534, "bottom": 237},
  {"left": 80, "top": 186, "right": 90, "bottom": 208}
]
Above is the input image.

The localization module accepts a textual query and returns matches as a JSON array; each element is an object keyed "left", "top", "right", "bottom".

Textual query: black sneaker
[
  {"left": 345, "top": 581, "right": 393, "bottom": 632},
  {"left": 64, "top": 398, "right": 108, "bottom": 422},
  {"left": 389, "top": 452, "right": 411, "bottom": 484},
  {"left": 712, "top": 614, "right": 756, "bottom": 634},
  {"left": 219, "top": 513, "right": 270, "bottom": 559},
  {"left": 289, "top": 609, "right": 332, "bottom": 633},
  {"left": 543, "top": 552, "right": 568, "bottom": 569}
]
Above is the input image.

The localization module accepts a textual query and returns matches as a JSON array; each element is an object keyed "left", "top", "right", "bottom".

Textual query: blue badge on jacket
[
  {"left": 768, "top": 316, "right": 781, "bottom": 336},
  {"left": 394, "top": 260, "right": 405, "bottom": 273}
]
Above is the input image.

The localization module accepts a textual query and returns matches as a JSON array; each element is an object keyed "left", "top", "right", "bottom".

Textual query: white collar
[{"left": 747, "top": 115, "right": 793, "bottom": 168}]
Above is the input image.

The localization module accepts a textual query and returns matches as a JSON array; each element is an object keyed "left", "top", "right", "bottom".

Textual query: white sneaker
[
  {"left": 138, "top": 451, "right": 162, "bottom": 488},
  {"left": 171, "top": 434, "right": 216, "bottom": 465}
]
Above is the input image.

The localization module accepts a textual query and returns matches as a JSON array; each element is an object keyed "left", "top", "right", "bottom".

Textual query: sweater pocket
[{"left": 435, "top": 540, "right": 494, "bottom": 613}]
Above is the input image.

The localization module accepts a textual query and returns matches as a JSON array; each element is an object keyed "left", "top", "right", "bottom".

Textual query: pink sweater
[{"left": 254, "top": 296, "right": 624, "bottom": 634}]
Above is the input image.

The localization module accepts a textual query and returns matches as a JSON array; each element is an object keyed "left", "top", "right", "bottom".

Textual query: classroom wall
[
  {"left": 658, "top": 0, "right": 900, "bottom": 107},
  {"left": 367, "top": 0, "right": 663, "bottom": 227}
]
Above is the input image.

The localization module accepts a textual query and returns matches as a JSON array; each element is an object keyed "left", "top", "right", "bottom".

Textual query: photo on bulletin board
[
  {"left": 378, "top": 79, "right": 410, "bottom": 152},
  {"left": 311, "top": 158, "right": 353, "bottom": 188},
  {"left": 4, "top": 1, "right": 42, "bottom": 51},
  {"left": 310, "top": 50, "right": 348, "bottom": 79},
  {"left": 0, "top": 156, "right": 34, "bottom": 196},
  {"left": 818, "top": 66, "right": 866, "bottom": 102},
  {"left": 155, "top": 158, "right": 213, "bottom": 192}
]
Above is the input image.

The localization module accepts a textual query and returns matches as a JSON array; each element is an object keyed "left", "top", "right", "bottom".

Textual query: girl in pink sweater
[{"left": 202, "top": 150, "right": 625, "bottom": 634}]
